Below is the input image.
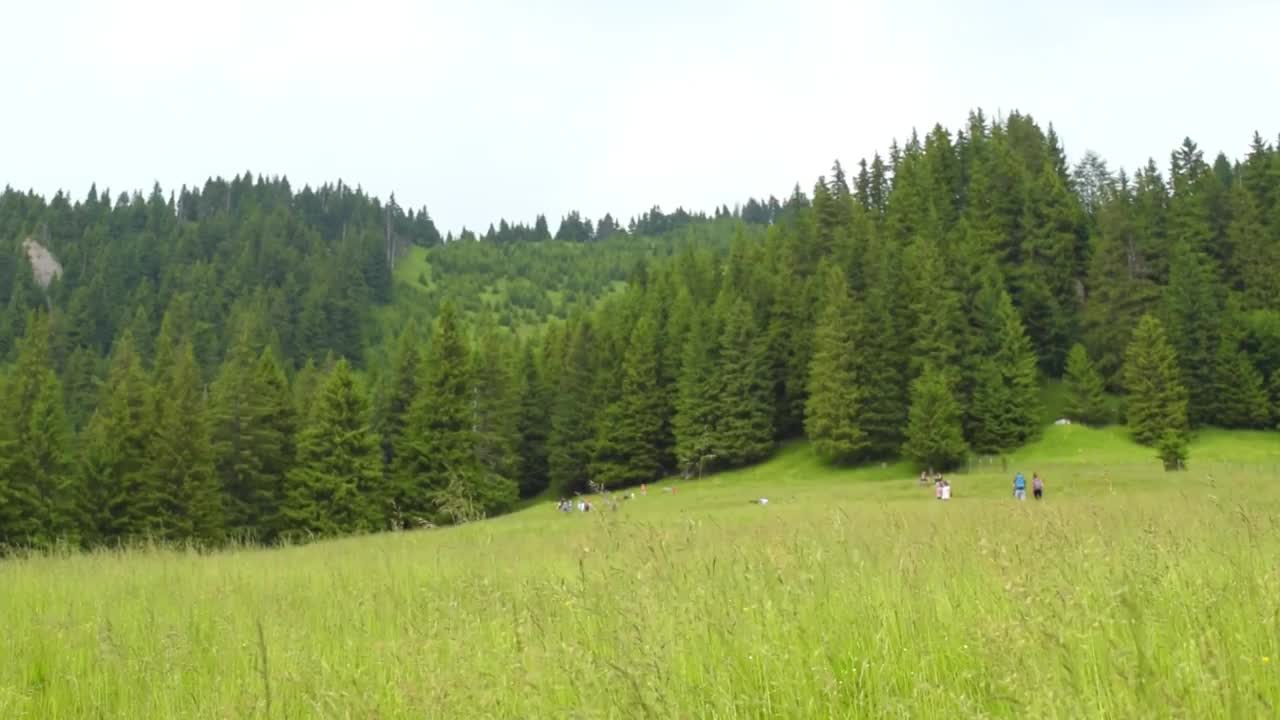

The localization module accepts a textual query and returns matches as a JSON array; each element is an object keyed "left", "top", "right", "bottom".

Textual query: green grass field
[{"left": 4, "top": 425, "right": 1280, "bottom": 718}]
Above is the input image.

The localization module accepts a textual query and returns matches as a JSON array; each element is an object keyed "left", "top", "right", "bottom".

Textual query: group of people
[
  {"left": 920, "top": 471, "right": 952, "bottom": 501},
  {"left": 556, "top": 498, "right": 594, "bottom": 512},
  {"left": 920, "top": 470, "right": 1046, "bottom": 501},
  {"left": 1012, "top": 472, "right": 1045, "bottom": 500}
]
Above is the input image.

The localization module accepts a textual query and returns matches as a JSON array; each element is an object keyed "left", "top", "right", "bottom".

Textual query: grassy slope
[{"left": 4, "top": 427, "right": 1280, "bottom": 718}]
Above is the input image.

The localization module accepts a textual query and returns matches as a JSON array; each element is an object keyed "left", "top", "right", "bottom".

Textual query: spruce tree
[
  {"left": 382, "top": 320, "right": 423, "bottom": 470},
  {"left": 902, "top": 366, "right": 968, "bottom": 471},
  {"left": 470, "top": 321, "right": 520, "bottom": 514},
  {"left": 210, "top": 338, "right": 296, "bottom": 542},
  {"left": 905, "top": 233, "right": 964, "bottom": 376},
  {"left": 395, "top": 305, "right": 484, "bottom": 522},
  {"left": 0, "top": 314, "right": 79, "bottom": 547},
  {"left": 514, "top": 343, "right": 550, "bottom": 497},
  {"left": 858, "top": 233, "right": 908, "bottom": 457},
  {"left": 673, "top": 307, "right": 720, "bottom": 475},
  {"left": 804, "top": 269, "right": 868, "bottom": 463},
  {"left": 150, "top": 340, "right": 224, "bottom": 544},
  {"left": 965, "top": 281, "right": 1041, "bottom": 453},
  {"left": 592, "top": 313, "right": 665, "bottom": 487},
  {"left": 1209, "top": 334, "right": 1272, "bottom": 428},
  {"left": 80, "top": 331, "right": 158, "bottom": 544},
  {"left": 1063, "top": 343, "right": 1109, "bottom": 425},
  {"left": 1122, "top": 315, "right": 1189, "bottom": 445},
  {"left": 281, "top": 359, "right": 385, "bottom": 538},
  {"left": 547, "top": 320, "right": 598, "bottom": 493},
  {"left": 710, "top": 296, "right": 774, "bottom": 467},
  {"left": 1163, "top": 242, "right": 1225, "bottom": 425}
]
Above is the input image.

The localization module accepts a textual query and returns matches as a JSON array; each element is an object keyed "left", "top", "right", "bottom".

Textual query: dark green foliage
[
  {"left": 673, "top": 307, "right": 720, "bottom": 475},
  {"left": 81, "top": 332, "right": 158, "bottom": 544},
  {"left": 708, "top": 296, "right": 774, "bottom": 468},
  {"left": 0, "top": 314, "right": 79, "bottom": 548},
  {"left": 281, "top": 360, "right": 385, "bottom": 538},
  {"left": 592, "top": 314, "right": 666, "bottom": 487},
  {"left": 514, "top": 344, "right": 550, "bottom": 497},
  {"left": 547, "top": 321, "right": 598, "bottom": 493},
  {"left": 149, "top": 340, "right": 224, "bottom": 544},
  {"left": 470, "top": 321, "right": 521, "bottom": 513},
  {"left": 1209, "top": 334, "right": 1272, "bottom": 429},
  {"left": 395, "top": 304, "right": 479, "bottom": 522},
  {"left": 210, "top": 338, "right": 296, "bottom": 542},
  {"left": 2, "top": 117, "right": 1279, "bottom": 548},
  {"left": 965, "top": 282, "right": 1041, "bottom": 453},
  {"left": 805, "top": 269, "right": 868, "bottom": 463},
  {"left": 1063, "top": 344, "right": 1109, "bottom": 425},
  {"left": 1123, "top": 315, "right": 1189, "bottom": 446},
  {"left": 902, "top": 366, "right": 968, "bottom": 471},
  {"left": 381, "top": 320, "right": 423, "bottom": 469},
  {"left": 1163, "top": 242, "right": 1225, "bottom": 425}
]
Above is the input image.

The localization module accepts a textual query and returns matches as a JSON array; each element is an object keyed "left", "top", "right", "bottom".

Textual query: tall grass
[{"left": 3, "top": 430, "right": 1279, "bottom": 717}]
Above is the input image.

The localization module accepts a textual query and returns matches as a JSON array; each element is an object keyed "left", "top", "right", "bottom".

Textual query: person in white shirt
[{"left": 940, "top": 481, "right": 951, "bottom": 501}]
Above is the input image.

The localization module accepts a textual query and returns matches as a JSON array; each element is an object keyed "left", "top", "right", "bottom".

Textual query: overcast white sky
[{"left": 2, "top": 0, "right": 1278, "bottom": 233}]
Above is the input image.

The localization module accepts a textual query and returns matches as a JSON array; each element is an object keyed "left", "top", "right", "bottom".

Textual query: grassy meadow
[{"left": 4, "top": 425, "right": 1280, "bottom": 718}]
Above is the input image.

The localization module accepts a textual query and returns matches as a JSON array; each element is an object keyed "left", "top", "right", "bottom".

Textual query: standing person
[
  {"left": 1013, "top": 472, "right": 1027, "bottom": 501},
  {"left": 935, "top": 477, "right": 943, "bottom": 500},
  {"left": 1032, "top": 473, "right": 1044, "bottom": 500},
  {"left": 940, "top": 480, "right": 951, "bottom": 501}
]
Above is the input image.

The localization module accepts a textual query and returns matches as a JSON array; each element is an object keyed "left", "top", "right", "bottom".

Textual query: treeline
[{"left": 3, "top": 110, "right": 1280, "bottom": 550}]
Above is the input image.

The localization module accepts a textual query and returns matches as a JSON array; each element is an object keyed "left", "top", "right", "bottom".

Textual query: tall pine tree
[
  {"left": 804, "top": 268, "right": 868, "bottom": 463},
  {"left": 1123, "top": 315, "right": 1189, "bottom": 445}
]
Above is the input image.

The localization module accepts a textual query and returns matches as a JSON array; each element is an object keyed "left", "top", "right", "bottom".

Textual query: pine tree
[
  {"left": 902, "top": 365, "right": 968, "bottom": 471},
  {"left": 709, "top": 296, "right": 774, "bottom": 467},
  {"left": 1123, "top": 315, "right": 1189, "bottom": 445},
  {"left": 592, "top": 313, "right": 665, "bottom": 487},
  {"left": 470, "top": 320, "right": 520, "bottom": 514},
  {"left": 547, "top": 320, "right": 598, "bottom": 493},
  {"left": 965, "top": 282, "right": 1042, "bottom": 453},
  {"left": 210, "top": 337, "right": 296, "bottom": 542},
  {"left": 0, "top": 314, "right": 79, "bottom": 547},
  {"left": 281, "top": 359, "right": 385, "bottom": 538},
  {"left": 514, "top": 343, "right": 550, "bottom": 497},
  {"left": 150, "top": 340, "right": 224, "bottom": 544},
  {"left": 1209, "top": 333, "right": 1272, "bottom": 428},
  {"left": 382, "top": 320, "right": 423, "bottom": 470},
  {"left": 905, "top": 233, "right": 964, "bottom": 377},
  {"left": 80, "top": 331, "right": 158, "bottom": 544},
  {"left": 804, "top": 268, "right": 868, "bottom": 463},
  {"left": 1163, "top": 242, "right": 1225, "bottom": 425},
  {"left": 395, "top": 304, "right": 483, "bottom": 523},
  {"left": 1063, "top": 344, "right": 1109, "bottom": 425},
  {"left": 1082, "top": 180, "right": 1162, "bottom": 386},
  {"left": 858, "top": 233, "right": 908, "bottom": 457},
  {"left": 673, "top": 307, "right": 720, "bottom": 475}
]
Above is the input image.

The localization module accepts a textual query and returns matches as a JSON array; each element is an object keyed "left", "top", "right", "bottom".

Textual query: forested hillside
[{"left": 3, "top": 110, "right": 1280, "bottom": 549}]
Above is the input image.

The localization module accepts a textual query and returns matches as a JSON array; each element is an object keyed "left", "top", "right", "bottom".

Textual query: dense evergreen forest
[{"left": 3, "top": 110, "right": 1280, "bottom": 549}]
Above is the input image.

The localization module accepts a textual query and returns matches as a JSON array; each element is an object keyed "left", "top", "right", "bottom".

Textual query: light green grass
[{"left": 3, "top": 427, "right": 1280, "bottom": 718}]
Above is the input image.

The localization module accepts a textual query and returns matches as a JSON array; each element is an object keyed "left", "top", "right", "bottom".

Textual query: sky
[{"left": 2, "top": 0, "right": 1279, "bottom": 234}]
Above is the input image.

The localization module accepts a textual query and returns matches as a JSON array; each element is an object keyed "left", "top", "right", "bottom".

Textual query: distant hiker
[
  {"left": 1013, "top": 472, "right": 1027, "bottom": 501},
  {"left": 1032, "top": 473, "right": 1044, "bottom": 500},
  {"left": 940, "top": 480, "right": 951, "bottom": 501}
]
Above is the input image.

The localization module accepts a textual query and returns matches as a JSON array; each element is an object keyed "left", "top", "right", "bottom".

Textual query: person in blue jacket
[{"left": 1013, "top": 471, "right": 1027, "bottom": 501}]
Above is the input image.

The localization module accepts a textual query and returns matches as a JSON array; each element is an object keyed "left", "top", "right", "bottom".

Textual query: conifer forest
[{"left": 3, "top": 111, "right": 1280, "bottom": 549}]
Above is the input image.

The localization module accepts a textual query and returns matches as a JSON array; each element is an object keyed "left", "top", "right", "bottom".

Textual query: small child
[{"left": 1032, "top": 473, "right": 1044, "bottom": 500}]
